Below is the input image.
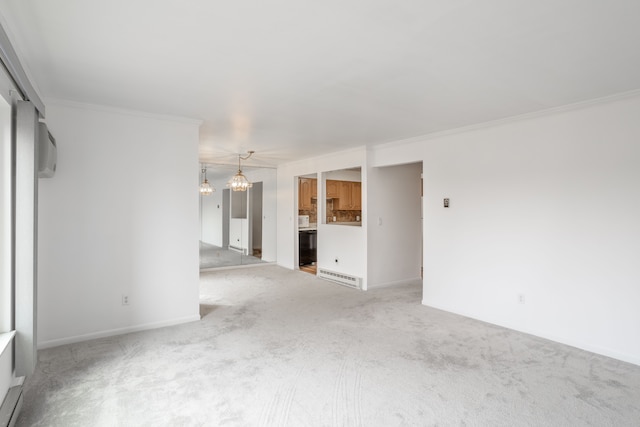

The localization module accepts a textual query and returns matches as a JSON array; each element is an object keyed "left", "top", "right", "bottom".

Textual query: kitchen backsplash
[
  {"left": 299, "top": 200, "right": 361, "bottom": 224},
  {"left": 326, "top": 209, "right": 361, "bottom": 223},
  {"left": 325, "top": 199, "right": 361, "bottom": 222},
  {"left": 299, "top": 209, "right": 317, "bottom": 223}
]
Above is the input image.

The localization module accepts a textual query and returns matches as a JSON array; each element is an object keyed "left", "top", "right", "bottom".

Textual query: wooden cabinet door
[
  {"left": 326, "top": 180, "right": 339, "bottom": 199},
  {"left": 327, "top": 180, "right": 361, "bottom": 210},
  {"left": 336, "top": 181, "right": 352, "bottom": 209},
  {"left": 310, "top": 179, "right": 317, "bottom": 199},
  {"left": 299, "top": 178, "right": 312, "bottom": 210},
  {"left": 351, "top": 182, "right": 361, "bottom": 210}
]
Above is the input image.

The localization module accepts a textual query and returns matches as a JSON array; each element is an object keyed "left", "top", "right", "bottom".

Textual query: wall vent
[{"left": 317, "top": 268, "right": 362, "bottom": 290}]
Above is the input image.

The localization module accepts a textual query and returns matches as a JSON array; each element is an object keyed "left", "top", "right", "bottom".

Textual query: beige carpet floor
[
  {"left": 17, "top": 265, "right": 640, "bottom": 426},
  {"left": 200, "top": 241, "right": 266, "bottom": 269}
]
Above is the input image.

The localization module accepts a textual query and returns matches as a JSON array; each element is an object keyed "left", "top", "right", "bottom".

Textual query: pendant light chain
[{"left": 227, "top": 151, "right": 255, "bottom": 192}]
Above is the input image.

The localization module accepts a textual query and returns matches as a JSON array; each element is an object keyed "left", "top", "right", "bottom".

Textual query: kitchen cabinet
[
  {"left": 298, "top": 178, "right": 317, "bottom": 210},
  {"left": 332, "top": 181, "right": 361, "bottom": 210},
  {"left": 326, "top": 180, "right": 339, "bottom": 199},
  {"left": 337, "top": 181, "right": 352, "bottom": 209},
  {"left": 351, "top": 182, "right": 362, "bottom": 210}
]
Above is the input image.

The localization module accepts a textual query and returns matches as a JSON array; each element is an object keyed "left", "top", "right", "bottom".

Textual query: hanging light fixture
[
  {"left": 199, "top": 165, "right": 214, "bottom": 195},
  {"left": 227, "top": 151, "right": 254, "bottom": 192}
]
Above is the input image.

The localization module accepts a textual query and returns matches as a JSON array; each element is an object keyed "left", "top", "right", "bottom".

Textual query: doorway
[
  {"left": 222, "top": 189, "right": 230, "bottom": 249},
  {"left": 367, "top": 162, "right": 423, "bottom": 294},
  {"left": 249, "top": 182, "right": 263, "bottom": 259},
  {"left": 296, "top": 174, "right": 318, "bottom": 274}
]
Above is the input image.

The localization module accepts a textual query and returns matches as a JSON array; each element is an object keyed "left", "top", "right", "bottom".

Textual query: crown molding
[
  {"left": 373, "top": 88, "right": 640, "bottom": 152},
  {"left": 44, "top": 97, "right": 203, "bottom": 126}
]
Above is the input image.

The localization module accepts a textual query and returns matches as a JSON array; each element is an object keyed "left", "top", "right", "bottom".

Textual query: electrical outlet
[
  {"left": 122, "top": 295, "right": 130, "bottom": 306},
  {"left": 517, "top": 294, "right": 525, "bottom": 304}
]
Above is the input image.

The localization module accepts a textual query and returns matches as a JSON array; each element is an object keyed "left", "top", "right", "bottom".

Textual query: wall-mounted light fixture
[
  {"left": 227, "top": 151, "right": 254, "bottom": 192},
  {"left": 199, "top": 165, "right": 214, "bottom": 195}
]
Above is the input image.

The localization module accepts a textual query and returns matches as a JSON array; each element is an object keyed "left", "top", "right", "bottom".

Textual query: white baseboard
[
  {"left": 367, "top": 276, "right": 422, "bottom": 290},
  {"left": 422, "top": 300, "right": 640, "bottom": 367},
  {"left": 37, "top": 314, "right": 201, "bottom": 350}
]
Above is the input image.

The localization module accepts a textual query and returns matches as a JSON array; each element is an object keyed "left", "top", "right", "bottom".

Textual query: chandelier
[
  {"left": 227, "top": 151, "right": 254, "bottom": 192},
  {"left": 199, "top": 165, "right": 214, "bottom": 195}
]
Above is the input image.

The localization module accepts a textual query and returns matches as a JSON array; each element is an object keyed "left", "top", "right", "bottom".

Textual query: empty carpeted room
[{"left": 1, "top": 2, "right": 640, "bottom": 426}]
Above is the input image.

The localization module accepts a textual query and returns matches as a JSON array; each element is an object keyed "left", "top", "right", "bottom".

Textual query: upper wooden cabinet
[
  {"left": 351, "top": 182, "right": 362, "bottom": 210},
  {"left": 298, "top": 178, "right": 317, "bottom": 210},
  {"left": 337, "top": 181, "right": 352, "bottom": 209},
  {"left": 326, "top": 180, "right": 339, "bottom": 199},
  {"left": 329, "top": 180, "right": 361, "bottom": 210}
]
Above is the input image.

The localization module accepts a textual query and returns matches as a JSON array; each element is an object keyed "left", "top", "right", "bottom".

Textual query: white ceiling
[{"left": 1, "top": 0, "right": 639, "bottom": 166}]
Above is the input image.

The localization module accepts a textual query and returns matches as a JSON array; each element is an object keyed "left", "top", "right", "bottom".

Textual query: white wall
[
  {"left": 367, "top": 162, "right": 422, "bottom": 289},
  {"left": 37, "top": 101, "right": 201, "bottom": 348},
  {"left": 200, "top": 182, "right": 223, "bottom": 246},
  {"left": 373, "top": 93, "right": 640, "bottom": 365},
  {"left": 0, "top": 94, "right": 11, "bottom": 334},
  {"left": 274, "top": 93, "right": 640, "bottom": 365},
  {"left": 325, "top": 169, "right": 361, "bottom": 181},
  {"left": 0, "top": 96, "right": 10, "bottom": 405},
  {"left": 0, "top": 340, "right": 11, "bottom": 404},
  {"left": 277, "top": 147, "right": 367, "bottom": 283}
]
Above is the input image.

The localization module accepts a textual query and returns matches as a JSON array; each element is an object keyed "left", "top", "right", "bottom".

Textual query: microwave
[{"left": 298, "top": 215, "right": 310, "bottom": 228}]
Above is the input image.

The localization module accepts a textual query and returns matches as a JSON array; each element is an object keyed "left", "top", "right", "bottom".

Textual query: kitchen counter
[{"left": 299, "top": 223, "right": 317, "bottom": 231}]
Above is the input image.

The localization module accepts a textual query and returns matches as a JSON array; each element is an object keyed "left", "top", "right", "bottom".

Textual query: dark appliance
[{"left": 299, "top": 230, "right": 317, "bottom": 266}]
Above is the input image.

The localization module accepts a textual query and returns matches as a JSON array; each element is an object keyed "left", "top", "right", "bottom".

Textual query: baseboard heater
[
  {"left": 317, "top": 268, "right": 362, "bottom": 290},
  {"left": 0, "top": 385, "right": 23, "bottom": 427}
]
